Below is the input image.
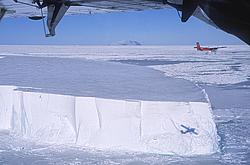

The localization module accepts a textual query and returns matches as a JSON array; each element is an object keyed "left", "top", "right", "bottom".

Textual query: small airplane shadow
[{"left": 180, "top": 124, "right": 198, "bottom": 135}]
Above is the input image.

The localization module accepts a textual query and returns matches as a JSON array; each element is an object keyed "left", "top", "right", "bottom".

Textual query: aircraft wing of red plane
[{"left": 0, "top": 0, "right": 250, "bottom": 45}]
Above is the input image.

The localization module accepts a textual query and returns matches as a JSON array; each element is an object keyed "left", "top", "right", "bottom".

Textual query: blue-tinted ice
[{"left": 0, "top": 45, "right": 249, "bottom": 164}]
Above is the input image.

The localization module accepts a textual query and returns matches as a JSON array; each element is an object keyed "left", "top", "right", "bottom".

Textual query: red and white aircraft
[{"left": 194, "top": 42, "right": 226, "bottom": 52}]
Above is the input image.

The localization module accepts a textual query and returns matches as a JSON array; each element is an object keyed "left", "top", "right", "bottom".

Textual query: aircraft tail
[{"left": 194, "top": 42, "right": 202, "bottom": 50}]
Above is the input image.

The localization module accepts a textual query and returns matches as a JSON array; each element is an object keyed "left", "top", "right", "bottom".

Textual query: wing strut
[
  {"left": 34, "top": 0, "right": 69, "bottom": 37},
  {"left": 46, "top": 2, "right": 69, "bottom": 36},
  {"left": 0, "top": 8, "right": 6, "bottom": 21},
  {"left": 181, "top": 0, "right": 199, "bottom": 22},
  {"left": 163, "top": 0, "right": 199, "bottom": 22},
  {"left": 40, "top": 8, "right": 49, "bottom": 37},
  {"left": 13, "top": 0, "right": 69, "bottom": 37}
]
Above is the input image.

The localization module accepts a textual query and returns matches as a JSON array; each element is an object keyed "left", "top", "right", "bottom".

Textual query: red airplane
[{"left": 194, "top": 42, "right": 226, "bottom": 52}]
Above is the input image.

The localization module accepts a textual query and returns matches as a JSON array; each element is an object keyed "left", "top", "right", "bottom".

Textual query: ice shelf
[{"left": 0, "top": 85, "right": 218, "bottom": 155}]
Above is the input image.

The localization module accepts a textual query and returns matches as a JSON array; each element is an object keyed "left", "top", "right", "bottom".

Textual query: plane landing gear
[{"left": 13, "top": 0, "right": 69, "bottom": 37}]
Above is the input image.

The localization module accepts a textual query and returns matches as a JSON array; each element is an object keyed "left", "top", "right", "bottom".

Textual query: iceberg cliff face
[{"left": 0, "top": 86, "right": 218, "bottom": 155}]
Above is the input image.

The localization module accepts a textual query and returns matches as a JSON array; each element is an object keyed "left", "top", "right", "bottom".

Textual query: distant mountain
[{"left": 112, "top": 40, "right": 142, "bottom": 46}]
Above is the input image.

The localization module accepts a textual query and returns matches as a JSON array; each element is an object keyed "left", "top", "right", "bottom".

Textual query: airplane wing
[
  {"left": 0, "top": 0, "right": 170, "bottom": 36},
  {"left": 211, "top": 46, "right": 227, "bottom": 50},
  {"left": 0, "top": 0, "right": 250, "bottom": 45},
  {"left": 0, "top": 0, "right": 168, "bottom": 18}
]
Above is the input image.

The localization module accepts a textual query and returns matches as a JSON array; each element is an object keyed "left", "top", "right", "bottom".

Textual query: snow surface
[
  {"left": 0, "top": 46, "right": 219, "bottom": 156},
  {"left": 1, "top": 45, "right": 249, "bottom": 85},
  {"left": 0, "top": 45, "right": 249, "bottom": 164},
  {"left": 0, "top": 55, "right": 205, "bottom": 102}
]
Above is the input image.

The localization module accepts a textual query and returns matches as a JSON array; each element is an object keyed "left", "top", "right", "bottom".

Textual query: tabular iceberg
[{"left": 0, "top": 85, "right": 218, "bottom": 156}]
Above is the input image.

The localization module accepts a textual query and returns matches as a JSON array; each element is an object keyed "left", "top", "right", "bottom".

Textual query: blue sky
[{"left": 0, "top": 8, "right": 244, "bottom": 45}]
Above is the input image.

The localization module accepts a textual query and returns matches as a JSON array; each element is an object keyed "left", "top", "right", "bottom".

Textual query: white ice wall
[{"left": 0, "top": 86, "right": 218, "bottom": 155}]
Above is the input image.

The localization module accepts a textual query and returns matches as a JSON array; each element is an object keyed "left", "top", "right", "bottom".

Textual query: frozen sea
[{"left": 0, "top": 45, "right": 249, "bottom": 164}]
